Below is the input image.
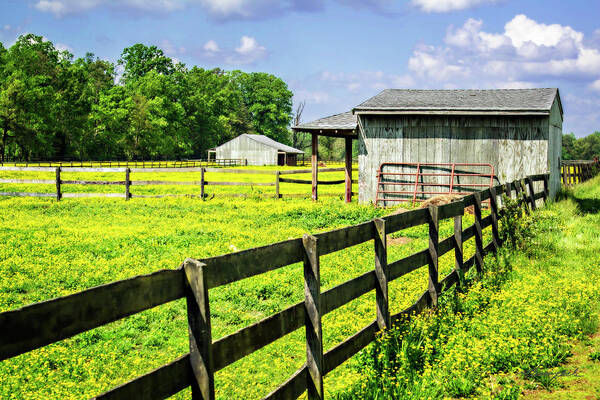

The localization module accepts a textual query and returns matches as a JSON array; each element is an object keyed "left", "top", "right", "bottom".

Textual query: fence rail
[
  {"left": 560, "top": 159, "right": 599, "bottom": 186},
  {"left": 0, "top": 166, "right": 357, "bottom": 200},
  {"left": 0, "top": 159, "right": 244, "bottom": 168},
  {"left": 0, "top": 173, "right": 550, "bottom": 399}
]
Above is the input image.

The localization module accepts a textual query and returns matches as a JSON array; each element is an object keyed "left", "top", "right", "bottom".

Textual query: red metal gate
[{"left": 375, "top": 162, "right": 495, "bottom": 206}]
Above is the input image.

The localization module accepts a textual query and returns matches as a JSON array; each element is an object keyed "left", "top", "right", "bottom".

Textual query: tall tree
[
  {"left": 229, "top": 71, "right": 293, "bottom": 144},
  {"left": 118, "top": 44, "right": 174, "bottom": 84}
]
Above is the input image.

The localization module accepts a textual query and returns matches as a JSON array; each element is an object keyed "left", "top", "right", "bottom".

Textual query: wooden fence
[
  {"left": 561, "top": 159, "right": 599, "bottom": 186},
  {"left": 0, "top": 173, "right": 550, "bottom": 399},
  {"left": 0, "top": 166, "right": 356, "bottom": 200},
  {"left": 0, "top": 159, "right": 244, "bottom": 168}
]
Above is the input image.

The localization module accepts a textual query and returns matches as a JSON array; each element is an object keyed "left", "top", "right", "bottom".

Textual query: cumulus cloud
[
  {"left": 412, "top": 0, "right": 499, "bottom": 13},
  {"left": 158, "top": 39, "right": 186, "bottom": 57},
  {"left": 408, "top": 14, "right": 600, "bottom": 86},
  {"left": 591, "top": 80, "right": 600, "bottom": 92},
  {"left": 198, "top": 36, "right": 267, "bottom": 65}
]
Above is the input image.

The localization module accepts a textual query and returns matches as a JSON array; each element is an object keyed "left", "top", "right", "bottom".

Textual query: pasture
[{"left": 0, "top": 171, "right": 489, "bottom": 399}]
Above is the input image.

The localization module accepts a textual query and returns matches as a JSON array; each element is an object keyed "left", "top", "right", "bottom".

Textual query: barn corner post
[
  {"left": 373, "top": 218, "right": 389, "bottom": 330},
  {"left": 184, "top": 258, "right": 215, "bottom": 400},
  {"left": 344, "top": 137, "right": 352, "bottom": 203},
  {"left": 311, "top": 133, "right": 318, "bottom": 201},
  {"left": 302, "top": 234, "right": 324, "bottom": 399},
  {"left": 427, "top": 205, "right": 440, "bottom": 307}
]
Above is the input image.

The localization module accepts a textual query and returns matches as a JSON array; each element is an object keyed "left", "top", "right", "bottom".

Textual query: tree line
[
  {"left": 0, "top": 34, "right": 293, "bottom": 162},
  {"left": 562, "top": 132, "right": 600, "bottom": 161}
]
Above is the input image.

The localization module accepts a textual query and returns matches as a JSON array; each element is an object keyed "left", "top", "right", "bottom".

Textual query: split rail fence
[
  {"left": 0, "top": 173, "right": 550, "bottom": 399},
  {"left": 0, "top": 166, "right": 356, "bottom": 200},
  {"left": 560, "top": 159, "right": 599, "bottom": 186},
  {"left": 0, "top": 159, "right": 244, "bottom": 168}
]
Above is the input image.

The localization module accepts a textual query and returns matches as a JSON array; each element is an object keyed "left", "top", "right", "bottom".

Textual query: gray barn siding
[
  {"left": 215, "top": 135, "right": 277, "bottom": 166},
  {"left": 358, "top": 115, "right": 551, "bottom": 204},
  {"left": 548, "top": 98, "right": 563, "bottom": 198}
]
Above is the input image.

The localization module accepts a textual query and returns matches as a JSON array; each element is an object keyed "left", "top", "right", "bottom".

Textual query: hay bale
[{"left": 419, "top": 194, "right": 462, "bottom": 208}]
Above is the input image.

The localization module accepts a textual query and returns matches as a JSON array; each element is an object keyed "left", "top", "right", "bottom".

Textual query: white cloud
[
  {"left": 412, "top": 0, "right": 499, "bottom": 13},
  {"left": 158, "top": 39, "right": 186, "bottom": 56},
  {"left": 54, "top": 42, "right": 73, "bottom": 53},
  {"left": 203, "top": 40, "right": 219, "bottom": 52},
  {"left": 591, "top": 80, "right": 600, "bottom": 92},
  {"left": 409, "top": 14, "right": 600, "bottom": 86},
  {"left": 198, "top": 36, "right": 267, "bottom": 65}
]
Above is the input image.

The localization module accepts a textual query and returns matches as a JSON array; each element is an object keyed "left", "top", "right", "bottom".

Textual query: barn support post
[
  {"left": 311, "top": 133, "right": 318, "bottom": 201},
  {"left": 428, "top": 206, "right": 439, "bottom": 307},
  {"left": 344, "top": 137, "right": 352, "bottom": 203},
  {"left": 303, "top": 234, "right": 323, "bottom": 399},
  {"left": 184, "top": 259, "right": 214, "bottom": 400},
  {"left": 374, "top": 218, "right": 389, "bottom": 330}
]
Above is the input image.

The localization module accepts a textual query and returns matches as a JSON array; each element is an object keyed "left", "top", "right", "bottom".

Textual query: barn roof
[
  {"left": 241, "top": 134, "right": 304, "bottom": 154},
  {"left": 353, "top": 88, "right": 562, "bottom": 117},
  {"left": 291, "top": 111, "right": 358, "bottom": 137}
]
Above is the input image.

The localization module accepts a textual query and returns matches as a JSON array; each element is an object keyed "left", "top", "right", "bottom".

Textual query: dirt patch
[{"left": 388, "top": 236, "right": 412, "bottom": 246}]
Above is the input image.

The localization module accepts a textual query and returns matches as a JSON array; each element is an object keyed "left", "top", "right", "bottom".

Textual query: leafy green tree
[
  {"left": 118, "top": 44, "right": 174, "bottom": 84},
  {"left": 562, "top": 133, "right": 577, "bottom": 160},
  {"left": 229, "top": 71, "right": 293, "bottom": 144}
]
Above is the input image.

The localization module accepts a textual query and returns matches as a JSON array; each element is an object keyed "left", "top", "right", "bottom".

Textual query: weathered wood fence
[
  {"left": 0, "top": 159, "right": 243, "bottom": 168},
  {"left": 561, "top": 159, "right": 599, "bottom": 186},
  {"left": 0, "top": 173, "right": 549, "bottom": 399},
  {"left": 0, "top": 166, "right": 356, "bottom": 200}
]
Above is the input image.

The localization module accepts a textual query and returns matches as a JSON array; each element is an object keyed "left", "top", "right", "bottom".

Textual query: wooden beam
[
  {"left": 311, "top": 133, "right": 318, "bottom": 201},
  {"left": 344, "top": 137, "right": 352, "bottom": 203},
  {"left": 303, "top": 234, "right": 323, "bottom": 399}
]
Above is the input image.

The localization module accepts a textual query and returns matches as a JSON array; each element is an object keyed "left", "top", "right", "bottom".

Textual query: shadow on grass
[{"left": 557, "top": 186, "right": 600, "bottom": 214}]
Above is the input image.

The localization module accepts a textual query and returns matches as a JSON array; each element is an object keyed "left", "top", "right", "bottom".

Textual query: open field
[
  {"left": 337, "top": 176, "right": 600, "bottom": 399},
  {"left": 0, "top": 172, "right": 491, "bottom": 399}
]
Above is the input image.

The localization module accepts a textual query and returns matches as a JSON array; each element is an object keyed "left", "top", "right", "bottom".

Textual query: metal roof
[
  {"left": 353, "top": 88, "right": 561, "bottom": 116},
  {"left": 293, "top": 111, "right": 357, "bottom": 131},
  {"left": 242, "top": 134, "right": 304, "bottom": 154}
]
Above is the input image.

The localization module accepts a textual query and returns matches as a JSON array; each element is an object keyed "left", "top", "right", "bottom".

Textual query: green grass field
[{"left": 0, "top": 169, "right": 490, "bottom": 399}]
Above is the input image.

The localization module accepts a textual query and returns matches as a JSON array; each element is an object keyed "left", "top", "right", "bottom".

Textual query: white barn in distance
[
  {"left": 211, "top": 134, "right": 304, "bottom": 166},
  {"left": 294, "top": 88, "right": 563, "bottom": 204}
]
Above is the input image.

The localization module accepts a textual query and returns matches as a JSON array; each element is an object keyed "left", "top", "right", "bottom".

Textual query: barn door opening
[
  {"left": 375, "top": 162, "right": 495, "bottom": 207},
  {"left": 277, "top": 152, "right": 286, "bottom": 166}
]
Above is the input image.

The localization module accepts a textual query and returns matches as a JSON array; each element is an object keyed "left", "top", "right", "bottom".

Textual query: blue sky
[{"left": 1, "top": 0, "right": 600, "bottom": 136}]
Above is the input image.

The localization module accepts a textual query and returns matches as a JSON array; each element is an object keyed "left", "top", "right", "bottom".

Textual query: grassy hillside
[
  {"left": 337, "top": 176, "right": 600, "bottom": 399},
  {"left": 0, "top": 182, "right": 490, "bottom": 399}
]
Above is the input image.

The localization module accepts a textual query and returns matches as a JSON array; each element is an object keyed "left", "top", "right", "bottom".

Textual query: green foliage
[
  {"left": 589, "top": 350, "right": 600, "bottom": 362},
  {"left": 498, "top": 195, "right": 537, "bottom": 250},
  {"left": 562, "top": 132, "right": 600, "bottom": 160},
  {"left": 0, "top": 37, "right": 294, "bottom": 162}
]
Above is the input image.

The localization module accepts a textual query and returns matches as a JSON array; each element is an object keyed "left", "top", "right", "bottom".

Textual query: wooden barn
[
  {"left": 210, "top": 134, "right": 304, "bottom": 166},
  {"left": 293, "top": 88, "right": 563, "bottom": 204}
]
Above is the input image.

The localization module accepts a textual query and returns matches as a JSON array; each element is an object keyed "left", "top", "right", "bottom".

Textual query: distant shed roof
[
  {"left": 241, "top": 134, "right": 304, "bottom": 154},
  {"left": 292, "top": 111, "right": 358, "bottom": 137},
  {"left": 353, "top": 88, "right": 562, "bottom": 117}
]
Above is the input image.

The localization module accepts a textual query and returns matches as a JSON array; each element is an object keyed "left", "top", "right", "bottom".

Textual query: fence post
[
  {"left": 275, "top": 171, "right": 280, "bottom": 199},
  {"left": 125, "top": 168, "right": 131, "bottom": 201},
  {"left": 517, "top": 180, "right": 530, "bottom": 215},
  {"left": 428, "top": 206, "right": 439, "bottom": 306},
  {"left": 526, "top": 177, "right": 536, "bottom": 211},
  {"left": 303, "top": 234, "right": 323, "bottom": 400},
  {"left": 55, "top": 167, "right": 61, "bottom": 201},
  {"left": 184, "top": 258, "right": 214, "bottom": 400},
  {"left": 200, "top": 168, "right": 205, "bottom": 200},
  {"left": 504, "top": 181, "right": 512, "bottom": 199},
  {"left": 473, "top": 192, "right": 484, "bottom": 273},
  {"left": 373, "top": 218, "right": 389, "bottom": 330},
  {"left": 543, "top": 175, "right": 549, "bottom": 202},
  {"left": 489, "top": 186, "right": 500, "bottom": 250},
  {"left": 454, "top": 206, "right": 464, "bottom": 286}
]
